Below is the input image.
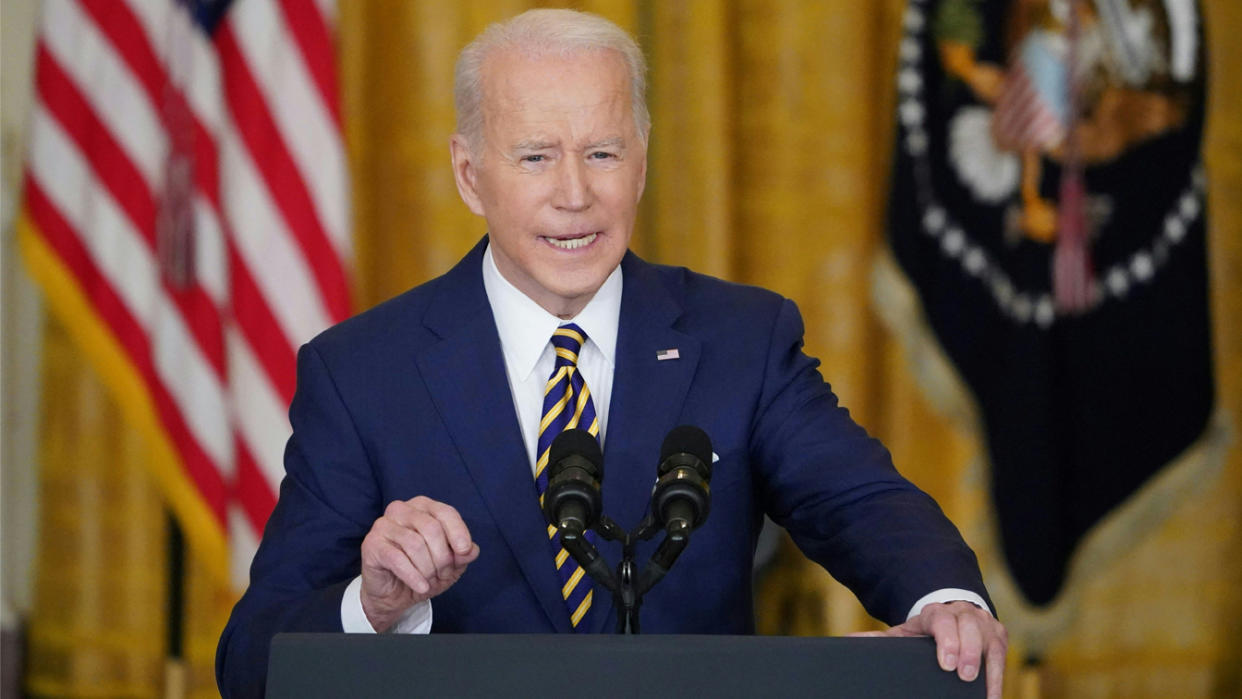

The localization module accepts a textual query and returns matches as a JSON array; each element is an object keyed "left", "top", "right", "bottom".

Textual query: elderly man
[{"left": 217, "top": 8, "right": 1006, "bottom": 698}]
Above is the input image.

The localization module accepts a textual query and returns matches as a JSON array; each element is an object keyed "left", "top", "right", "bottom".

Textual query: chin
[{"left": 548, "top": 278, "right": 605, "bottom": 303}]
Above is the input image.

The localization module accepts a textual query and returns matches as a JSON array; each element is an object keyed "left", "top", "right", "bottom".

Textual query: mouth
[{"left": 542, "top": 232, "right": 599, "bottom": 250}]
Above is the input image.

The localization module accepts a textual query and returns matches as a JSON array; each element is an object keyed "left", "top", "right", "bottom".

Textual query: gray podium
[{"left": 267, "top": 633, "right": 986, "bottom": 698}]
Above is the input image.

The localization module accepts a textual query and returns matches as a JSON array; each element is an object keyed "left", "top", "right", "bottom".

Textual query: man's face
[{"left": 450, "top": 48, "right": 648, "bottom": 318}]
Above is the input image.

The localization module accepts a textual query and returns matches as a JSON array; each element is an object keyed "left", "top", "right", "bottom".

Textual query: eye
[
  {"left": 589, "top": 151, "right": 616, "bottom": 160},
  {"left": 521, "top": 154, "right": 546, "bottom": 163}
]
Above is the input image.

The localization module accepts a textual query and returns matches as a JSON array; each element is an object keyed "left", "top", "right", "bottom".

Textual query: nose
[{"left": 554, "top": 157, "right": 592, "bottom": 212}]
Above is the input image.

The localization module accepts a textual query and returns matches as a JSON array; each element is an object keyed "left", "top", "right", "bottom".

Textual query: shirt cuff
[
  {"left": 905, "top": 588, "right": 993, "bottom": 621},
  {"left": 340, "top": 575, "right": 433, "bottom": 634}
]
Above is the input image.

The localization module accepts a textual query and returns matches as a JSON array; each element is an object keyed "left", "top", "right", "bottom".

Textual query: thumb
[{"left": 453, "top": 543, "right": 481, "bottom": 567}]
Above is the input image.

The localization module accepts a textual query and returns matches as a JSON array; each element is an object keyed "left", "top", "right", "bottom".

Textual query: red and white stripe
[
  {"left": 992, "top": 64, "right": 1065, "bottom": 152},
  {"left": 23, "top": 0, "right": 350, "bottom": 588}
]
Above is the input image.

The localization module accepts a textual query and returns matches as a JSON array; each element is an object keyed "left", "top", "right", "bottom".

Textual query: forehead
[{"left": 479, "top": 48, "right": 634, "bottom": 142}]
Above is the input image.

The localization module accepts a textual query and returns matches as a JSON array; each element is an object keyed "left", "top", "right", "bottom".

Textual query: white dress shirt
[
  {"left": 483, "top": 246, "right": 622, "bottom": 473},
  {"left": 341, "top": 244, "right": 988, "bottom": 633}
]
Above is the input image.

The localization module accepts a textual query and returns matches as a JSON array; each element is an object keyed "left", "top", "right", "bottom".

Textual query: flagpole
[
  {"left": 1018, "top": 654, "right": 1043, "bottom": 699},
  {"left": 164, "top": 511, "right": 187, "bottom": 699}
]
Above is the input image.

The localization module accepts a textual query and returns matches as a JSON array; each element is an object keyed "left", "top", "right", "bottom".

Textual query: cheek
[
  {"left": 482, "top": 171, "right": 547, "bottom": 213},
  {"left": 487, "top": 191, "right": 543, "bottom": 235},
  {"left": 616, "top": 170, "right": 647, "bottom": 208},
  {"left": 598, "top": 177, "right": 642, "bottom": 213}
]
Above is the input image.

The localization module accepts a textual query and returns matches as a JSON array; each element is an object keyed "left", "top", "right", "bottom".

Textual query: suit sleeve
[
  {"left": 749, "top": 298, "right": 991, "bottom": 625},
  {"left": 216, "top": 344, "right": 384, "bottom": 698}
]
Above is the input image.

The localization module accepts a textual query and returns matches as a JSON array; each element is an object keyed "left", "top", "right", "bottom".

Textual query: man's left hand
[{"left": 851, "top": 601, "right": 1007, "bottom": 699}]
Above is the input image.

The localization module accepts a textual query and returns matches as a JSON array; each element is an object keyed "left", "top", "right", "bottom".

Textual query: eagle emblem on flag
[{"left": 882, "top": 0, "right": 1220, "bottom": 648}]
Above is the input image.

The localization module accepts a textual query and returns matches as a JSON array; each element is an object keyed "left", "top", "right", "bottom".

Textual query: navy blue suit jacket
[{"left": 217, "top": 239, "right": 988, "bottom": 697}]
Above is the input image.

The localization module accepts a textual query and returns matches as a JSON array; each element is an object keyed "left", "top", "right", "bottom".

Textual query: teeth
[{"left": 546, "top": 233, "right": 598, "bottom": 250}]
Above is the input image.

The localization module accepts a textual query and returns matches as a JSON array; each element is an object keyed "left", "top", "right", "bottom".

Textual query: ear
[
  {"left": 450, "top": 134, "right": 486, "bottom": 216},
  {"left": 635, "top": 130, "right": 650, "bottom": 202}
]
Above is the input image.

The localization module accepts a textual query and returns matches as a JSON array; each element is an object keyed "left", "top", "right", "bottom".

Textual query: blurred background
[{"left": 1, "top": 1, "right": 1239, "bottom": 697}]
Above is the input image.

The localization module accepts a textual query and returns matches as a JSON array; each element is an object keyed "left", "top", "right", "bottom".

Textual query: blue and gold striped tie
[{"left": 535, "top": 323, "right": 599, "bottom": 630}]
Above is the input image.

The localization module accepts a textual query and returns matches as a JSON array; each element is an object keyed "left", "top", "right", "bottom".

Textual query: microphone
[
  {"left": 650, "top": 425, "right": 712, "bottom": 535},
  {"left": 542, "top": 428, "right": 618, "bottom": 594},
  {"left": 635, "top": 425, "right": 713, "bottom": 596},
  {"left": 542, "top": 428, "right": 604, "bottom": 534}
]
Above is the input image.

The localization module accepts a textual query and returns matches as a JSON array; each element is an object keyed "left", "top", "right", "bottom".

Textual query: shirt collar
[{"left": 482, "top": 243, "right": 622, "bottom": 382}]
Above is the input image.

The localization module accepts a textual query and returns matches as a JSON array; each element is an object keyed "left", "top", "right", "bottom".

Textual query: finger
[
  {"left": 387, "top": 503, "right": 457, "bottom": 574},
  {"left": 384, "top": 498, "right": 418, "bottom": 522},
  {"left": 926, "top": 608, "right": 961, "bottom": 672},
  {"left": 443, "top": 544, "right": 476, "bottom": 574},
  {"left": 383, "top": 520, "right": 440, "bottom": 587},
  {"left": 985, "top": 627, "right": 1008, "bottom": 699},
  {"left": 443, "top": 545, "right": 480, "bottom": 586},
  {"left": 415, "top": 497, "right": 474, "bottom": 555},
  {"left": 371, "top": 538, "right": 432, "bottom": 596},
  {"left": 452, "top": 542, "right": 480, "bottom": 567},
  {"left": 405, "top": 510, "right": 456, "bottom": 572},
  {"left": 955, "top": 612, "right": 984, "bottom": 683}
]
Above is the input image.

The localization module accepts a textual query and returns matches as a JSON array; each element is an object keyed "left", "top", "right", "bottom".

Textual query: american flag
[
  {"left": 17, "top": 0, "right": 350, "bottom": 588},
  {"left": 991, "top": 30, "right": 1068, "bottom": 152}
]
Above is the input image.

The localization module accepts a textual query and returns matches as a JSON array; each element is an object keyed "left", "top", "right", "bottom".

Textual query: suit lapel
[
  {"left": 589, "top": 254, "right": 700, "bottom": 633},
  {"left": 417, "top": 240, "right": 570, "bottom": 632}
]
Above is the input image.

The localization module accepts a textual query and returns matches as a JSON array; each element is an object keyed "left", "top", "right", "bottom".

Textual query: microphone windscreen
[
  {"left": 549, "top": 428, "right": 603, "bottom": 476},
  {"left": 659, "top": 425, "right": 712, "bottom": 467}
]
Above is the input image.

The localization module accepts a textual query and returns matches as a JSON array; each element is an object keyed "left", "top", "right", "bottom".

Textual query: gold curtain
[
  {"left": 24, "top": 1, "right": 1241, "bottom": 697},
  {"left": 24, "top": 317, "right": 234, "bottom": 698}
]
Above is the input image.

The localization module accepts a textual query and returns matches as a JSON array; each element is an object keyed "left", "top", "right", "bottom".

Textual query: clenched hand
[{"left": 359, "top": 496, "right": 480, "bottom": 632}]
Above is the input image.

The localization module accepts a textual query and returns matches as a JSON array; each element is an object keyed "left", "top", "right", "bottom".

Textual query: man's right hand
[{"left": 359, "top": 496, "right": 480, "bottom": 632}]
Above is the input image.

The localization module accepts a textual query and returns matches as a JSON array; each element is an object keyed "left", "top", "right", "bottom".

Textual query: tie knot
[{"left": 551, "top": 323, "right": 588, "bottom": 366}]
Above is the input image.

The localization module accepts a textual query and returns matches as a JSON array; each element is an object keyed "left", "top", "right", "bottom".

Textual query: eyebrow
[
  {"left": 512, "top": 139, "right": 556, "bottom": 151},
  {"left": 510, "top": 137, "right": 627, "bottom": 152},
  {"left": 585, "top": 137, "right": 626, "bottom": 151}
]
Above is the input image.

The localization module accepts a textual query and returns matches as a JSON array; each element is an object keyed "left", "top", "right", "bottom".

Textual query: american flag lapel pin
[{"left": 656, "top": 348, "right": 680, "bottom": 361}]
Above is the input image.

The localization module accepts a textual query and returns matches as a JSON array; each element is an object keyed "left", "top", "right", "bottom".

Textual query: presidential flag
[
  {"left": 18, "top": 0, "right": 350, "bottom": 588},
  {"left": 884, "top": 0, "right": 1214, "bottom": 616}
]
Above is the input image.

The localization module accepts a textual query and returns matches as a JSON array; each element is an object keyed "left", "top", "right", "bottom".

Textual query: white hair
[{"left": 454, "top": 8, "right": 650, "bottom": 151}]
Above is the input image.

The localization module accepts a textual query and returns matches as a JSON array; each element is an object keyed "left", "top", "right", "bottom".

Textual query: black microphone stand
[
  {"left": 547, "top": 428, "right": 711, "bottom": 634},
  {"left": 572, "top": 513, "right": 691, "bottom": 634}
]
